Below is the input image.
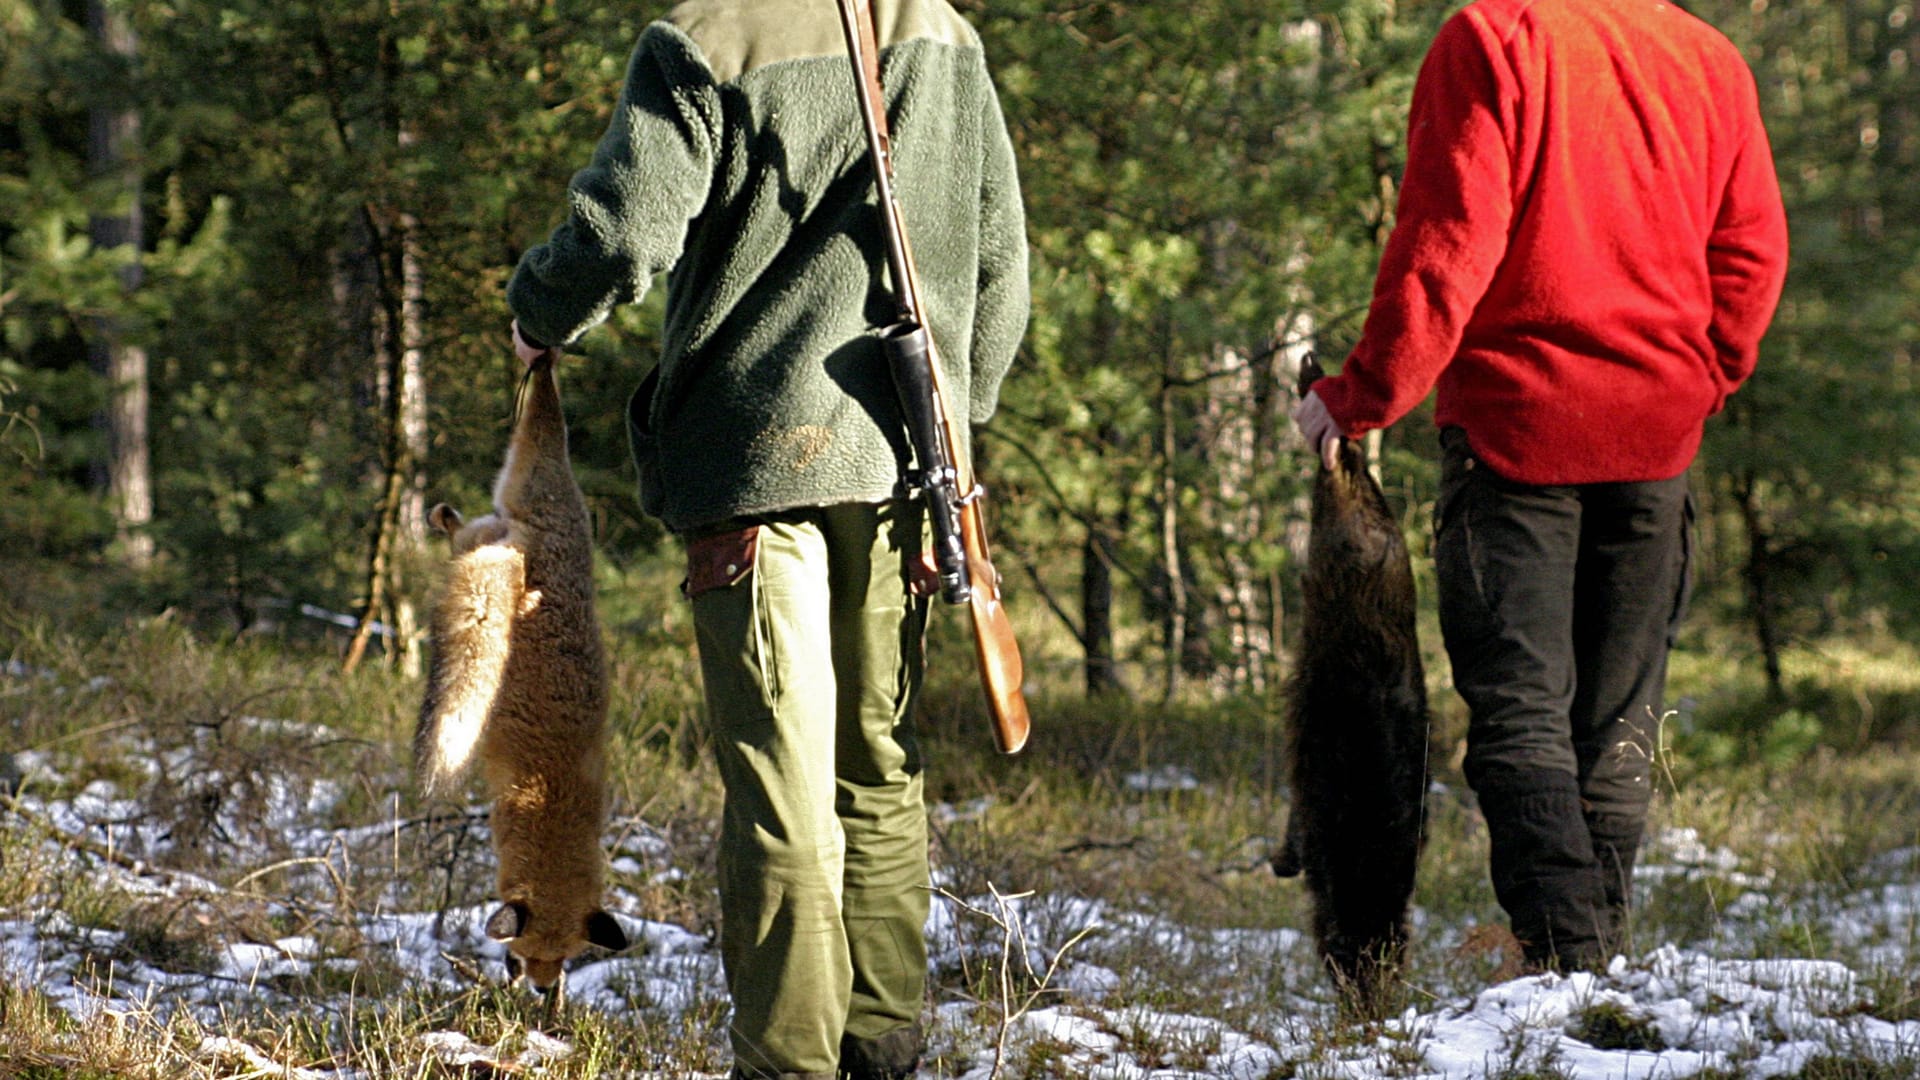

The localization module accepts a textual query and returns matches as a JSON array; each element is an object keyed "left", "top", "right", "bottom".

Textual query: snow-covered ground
[{"left": 5, "top": 735, "right": 1920, "bottom": 1078}]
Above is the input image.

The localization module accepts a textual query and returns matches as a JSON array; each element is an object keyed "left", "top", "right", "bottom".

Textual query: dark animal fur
[{"left": 1273, "top": 356, "right": 1429, "bottom": 1011}]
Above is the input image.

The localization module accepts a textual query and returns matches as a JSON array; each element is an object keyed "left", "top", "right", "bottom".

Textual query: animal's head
[
  {"left": 1295, "top": 352, "right": 1326, "bottom": 399},
  {"left": 486, "top": 900, "right": 629, "bottom": 991},
  {"left": 429, "top": 503, "right": 463, "bottom": 538},
  {"left": 429, "top": 503, "right": 513, "bottom": 557}
]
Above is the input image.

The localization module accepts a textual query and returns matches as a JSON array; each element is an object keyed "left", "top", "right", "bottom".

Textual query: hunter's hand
[
  {"left": 1291, "top": 387, "right": 1345, "bottom": 471},
  {"left": 511, "top": 320, "right": 554, "bottom": 367}
]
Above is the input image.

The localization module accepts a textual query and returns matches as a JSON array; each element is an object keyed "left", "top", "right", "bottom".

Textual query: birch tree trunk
[
  {"left": 343, "top": 208, "right": 406, "bottom": 674},
  {"left": 1199, "top": 342, "right": 1269, "bottom": 693},
  {"left": 1157, "top": 312, "right": 1187, "bottom": 702},
  {"left": 393, "top": 207, "right": 429, "bottom": 677},
  {"left": 343, "top": 208, "right": 427, "bottom": 675},
  {"left": 341, "top": 14, "right": 429, "bottom": 675}
]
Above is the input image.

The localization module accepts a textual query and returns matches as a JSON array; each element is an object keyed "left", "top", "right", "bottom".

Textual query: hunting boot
[
  {"left": 1587, "top": 809, "right": 1646, "bottom": 961},
  {"left": 1477, "top": 770, "right": 1611, "bottom": 973},
  {"left": 839, "top": 1025, "right": 922, "bottom": 1080}
]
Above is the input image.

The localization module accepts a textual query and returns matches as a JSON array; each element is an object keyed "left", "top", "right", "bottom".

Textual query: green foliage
[
  {"left": 0, "top": 358, "right": 112, "bottom": 557},
  {"left": 3, "top": 0, "right": 675, "bottom": 638},
  {"left": 1681, "top": 708, "right": 1825, "bottom": 770},
  {"left": 0, "top": 0, "right": 1914, "bottom": 745},
  {"left": 969, "top": 0, "right": 1455, "bottom": 690},
  {"left": 1688, "top": 0, "right": 1920, "bottom": 653},
  {"left": 1791, "top": 1058, "right": 1920, "bottom": 1080},
  {"left": 1858, "top": 968, "right": 1920, "bottom": 1025},
  {"left": 1568, "top": 1000, "right": 1668, "bottom": 1052},
  {"left": 1668, "top": 636, "right": 1920, "bottom": 769}
]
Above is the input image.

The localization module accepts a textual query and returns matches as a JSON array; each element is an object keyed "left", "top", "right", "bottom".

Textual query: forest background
[{"left": 4, "top": 0, "right": 1919, "bottom": 763}]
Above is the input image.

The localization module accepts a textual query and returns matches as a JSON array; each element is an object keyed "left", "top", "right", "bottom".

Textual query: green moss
[{"left": 1568, "top": 1000, "right": 1667, "bottom": 1052}]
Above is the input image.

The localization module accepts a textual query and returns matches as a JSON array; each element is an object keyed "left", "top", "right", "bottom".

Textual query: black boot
[
  {"left": 1587, "top": 810, "right": 1645, "bottom": 960},
  {"left": 839, "top": 1025, "right": 922, "bottom": 1080},
  {"left": 1477, "top": 771, "right": 1610, "bottom": 973}
]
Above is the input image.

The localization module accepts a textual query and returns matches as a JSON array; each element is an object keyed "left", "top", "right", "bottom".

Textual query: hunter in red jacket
[{"left": 1295, "top": 0, "right": 1788, "bottom": 971}]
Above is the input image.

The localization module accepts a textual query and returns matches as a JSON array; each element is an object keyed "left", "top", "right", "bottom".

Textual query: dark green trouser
[
  {"left": 1434, "top": 427, "right": 1692, "bottom": 969},
  {"left": 689, "top": 503, "right": 930, "bottom": 1080}
]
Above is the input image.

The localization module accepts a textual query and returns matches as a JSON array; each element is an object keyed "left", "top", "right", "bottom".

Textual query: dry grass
[{"left": 7, "top": 597, "right": 1920, "bottom": 1076}]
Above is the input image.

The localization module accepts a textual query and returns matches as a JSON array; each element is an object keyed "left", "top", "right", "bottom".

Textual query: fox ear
[
  {"left": 486, "top": 902, "right": 529, "bottom": 941},
  {"left": 429, "top": 503, "right": 464, "bottom": 537},
  {"left": 585, "top": 910, "right": 629, "bottom": 952}
]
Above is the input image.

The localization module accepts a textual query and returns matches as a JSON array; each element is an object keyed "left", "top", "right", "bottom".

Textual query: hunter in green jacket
[
  {"left": 508, "top": 0, "right": 1028, "bottom": 534},
  {"left": 507, "top": 1, "right": 1029, "bottom": 1077}
]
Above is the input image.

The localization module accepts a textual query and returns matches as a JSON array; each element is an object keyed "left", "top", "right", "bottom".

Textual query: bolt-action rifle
[{"left": 834, "top": 0, "right": 1030, "bottom": 754}]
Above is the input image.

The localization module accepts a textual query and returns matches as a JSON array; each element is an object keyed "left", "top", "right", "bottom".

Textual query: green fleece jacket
[{"left": 507, "top": 0, "right": 1029, "bottom": 533}]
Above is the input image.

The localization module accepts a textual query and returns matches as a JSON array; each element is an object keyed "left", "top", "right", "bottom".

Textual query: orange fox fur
[{"left": 416, "top": 353, "right": 627, "bottom": 989}]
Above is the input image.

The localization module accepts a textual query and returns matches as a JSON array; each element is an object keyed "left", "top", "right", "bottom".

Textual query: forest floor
[{"left": 5, "top": 614, "right": 1920, "bottom": 1079}]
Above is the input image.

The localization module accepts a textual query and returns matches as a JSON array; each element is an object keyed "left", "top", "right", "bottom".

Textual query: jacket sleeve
[
  {"left": 507, "top": 25, "right": 721, "bottom": 348},
  {"left": 1312, "top": 14, "right": 1515, "bottom": 435},
  {"left": 966, "top": 59, "right": 1030, "bottom": 427},
  {"left": 1704, "top": 108, "right": 1789, "bottom": 402}
]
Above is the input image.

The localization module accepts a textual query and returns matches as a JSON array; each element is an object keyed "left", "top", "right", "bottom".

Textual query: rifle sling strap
[
  {"left": 847, "top": 0, "right": 892, "bottom": 170},
  {"left": 842, "top": 0, "right": 922, "bottom": 325}
]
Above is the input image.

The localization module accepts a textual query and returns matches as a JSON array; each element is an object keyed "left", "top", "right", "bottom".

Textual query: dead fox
[{"left": 417, "top": 351, "right": 628, "bottom": 991}]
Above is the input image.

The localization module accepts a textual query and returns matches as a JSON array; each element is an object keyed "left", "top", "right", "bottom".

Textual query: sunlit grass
[{"left": 7, "top": 596, "right": 1920, "bottom": 1075}]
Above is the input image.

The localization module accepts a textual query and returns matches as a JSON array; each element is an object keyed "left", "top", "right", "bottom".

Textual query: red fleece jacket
[{"left": 1313, "top": 0, "right": 1789, "bottom": 485}]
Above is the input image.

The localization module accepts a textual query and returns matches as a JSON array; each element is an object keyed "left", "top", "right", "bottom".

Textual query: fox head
[
  {"left": 486, "top": 900, "right": 629, "bottom": 991},
  {"left": 429, "top": 503, "right": 516, "bottom": 556}
]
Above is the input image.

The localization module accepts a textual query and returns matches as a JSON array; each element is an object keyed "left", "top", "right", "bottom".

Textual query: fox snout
[{"left": 486, "top": 901, "right": 630, "bottom": 991}]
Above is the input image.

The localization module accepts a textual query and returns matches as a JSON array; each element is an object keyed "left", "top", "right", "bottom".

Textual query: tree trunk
[
  {"left": 393, "top": 207, "right": 429, "bottom": 677},
  {"left": 87, "top": 0, "right": 152, "bottom": 569},
  {"left": 1200, "top": 341, "right": 1269, "bottom": 693},
  {"left": 1081, "top": 292, "right": 1123, "bottom": 696},
  {"left": 1735, "top": 468, "right": 1785, "bottom": 701},
  {"left": 1082, "top": 527, "right": 1121, "bottom": 696},
  {"left": 343, "top": 24, "right": 429, "bottom": 674},
  {"left": 1157, "top": 310, "right": 1187, "bottom": 703},
  {"left": 344, "top": 202, "right": 427, "bottom": 673},
  {"left": 344, "top": 450, "right": 406, "bottom": 673},
  {"left": 1270, "top": 302, "right": 1316, "bottom": 671}
]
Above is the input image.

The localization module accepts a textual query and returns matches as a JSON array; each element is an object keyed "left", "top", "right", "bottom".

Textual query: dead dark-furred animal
[{"left": 1273, "top": 355, "right": 1429, "bottom": 1012}]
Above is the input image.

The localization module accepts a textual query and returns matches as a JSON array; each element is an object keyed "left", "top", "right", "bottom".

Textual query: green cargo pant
[{"left": 687, "top": 502, "right": 930, "bottom": 1080}]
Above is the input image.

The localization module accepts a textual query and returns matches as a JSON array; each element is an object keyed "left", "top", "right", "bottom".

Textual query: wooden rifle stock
[
  {"left": 835, "top": 0, "right": 1030, "bottom": 753},
  {"left": 958, "top": 490, "right": 1030, "bottom": 753}
]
